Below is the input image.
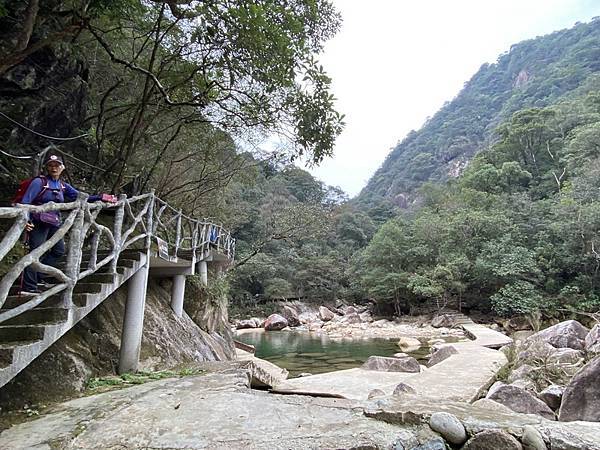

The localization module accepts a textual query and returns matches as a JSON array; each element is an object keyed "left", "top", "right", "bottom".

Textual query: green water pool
[{"left": 235, "top": 330, "right": 443, "bottom": 377}]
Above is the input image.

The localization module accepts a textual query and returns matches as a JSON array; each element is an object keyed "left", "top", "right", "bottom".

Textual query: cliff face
[
  {"left": 0, "top": 278, "right": 235, "bottom": 409},
  {"left": 356, "top": 18, "right": 600, "bottom": 210}
]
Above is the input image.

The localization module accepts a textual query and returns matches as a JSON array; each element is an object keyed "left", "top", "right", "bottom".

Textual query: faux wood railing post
[
  {"left": 63, "top": 196, "right": 86, "bottom": 306},
  {"left": 174, "top": 210, "right": 182, "bottom": 259},
  {"left": 110, "top": 194, "right": 126, "bottom": 274}
]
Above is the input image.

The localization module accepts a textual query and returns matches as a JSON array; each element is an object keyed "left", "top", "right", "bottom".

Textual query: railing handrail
[{"left": 0, "top": 192, "right": 235, "bottom": 323}]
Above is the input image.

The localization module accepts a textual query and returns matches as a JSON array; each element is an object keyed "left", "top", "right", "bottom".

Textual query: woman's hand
[{"left": 25, "top": 222, "right": 34, "bottom": 232}]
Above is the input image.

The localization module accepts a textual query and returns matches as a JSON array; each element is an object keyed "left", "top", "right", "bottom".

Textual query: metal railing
[{"left": 0, "top": 192, "right": 235, "bottom": 323}]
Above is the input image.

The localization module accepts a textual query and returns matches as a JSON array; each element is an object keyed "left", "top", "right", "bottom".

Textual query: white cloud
[{"left": 308, "top": 0, "right": 600, "bottom": 196}]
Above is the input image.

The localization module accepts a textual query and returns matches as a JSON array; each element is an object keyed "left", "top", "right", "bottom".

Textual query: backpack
[{"left": 12, "top": 175, "right": 65, "bottom": 205}]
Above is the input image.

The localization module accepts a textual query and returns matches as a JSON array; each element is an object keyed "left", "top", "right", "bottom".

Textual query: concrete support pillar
[
  {"left": 198, "top": 260, "right": 208, "bottom": 286},
  {"left": 170, "top": 274, "right": 186, "bottom": 317},
  {"left": 118, "top": 253, "right": 149, "bottom": 374}
]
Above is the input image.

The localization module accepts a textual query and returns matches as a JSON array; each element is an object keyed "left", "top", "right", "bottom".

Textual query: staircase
[
  {"left": 0, "top": 251, "right": 145, "bottom": 388},
  {"left": 0, "top": 193, "right": 235, "bottom": 389}
]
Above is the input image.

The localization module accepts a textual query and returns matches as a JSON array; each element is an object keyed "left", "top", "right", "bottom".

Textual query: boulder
[
  {"left": 343, "top": 305, "right": 358, "bottom": 315},
  {"left": 471, "top": 398, "right": 515, "bottom": 414},
  {"left": 341, "top": 313, "right": 361, "bottom": 324},
  {"left": 539, "top": 384, "right": 563, "bottom": 411},
  {"left": 521, "top": 425, "right": 547, "bottom": 450},
  {"left": 510, "top": 378, "right": 537, "bottom": 392},
  {"left": 367, "top": 389, "right": 386, "bottom": 399},
  {"left": 427, "top": 345, "right": 458, "bottom": 367},
  {"left": 558, "top": 356, "right": 600, "bottom": 422},
  {"left": 393, "top": 382, "right": 417, "bottom": 395},
  {"left": 263, "top": 314, "right": 288, "bottom": 331},
  {"left": 547, "top": 348, "right": 584, "bottom": 366},
  {"left": 412, "top": 437, "right": 447, "bottom": 450},
  {"left": 507, "top": 364, "right": 535, "bottom": 384},
  {"left": 526, "top": 320, "right": 589, "bottom": 350},
  {"left": 281, "top": 306, "right": 300, "bottom": 327},
  {"left": 585, "top": 323, "right": 600, "bottom": 355},
  {"left": 397, "top": 336, "right": 421, "bottom": 351},
  {"left": 431, "top": 314, "right": 454, "bottom": 328},
  {"left": 486, "top": 384, "right": 555, "bottom": 420},
  {"left": 429, "top": 412, "right": 467, "bottom": 445},
  {"left": 516, "top": 340, "right": 557, "bottom": 366},
  {"left": 462, "top": 429, "right": 523, "bottom": 450},
  {"left": 362, "top": 356, "right": 420, "bottom": 373},
  {"left": 318, "top": 306, "right": 335, "bottom": 322},
  {"left": 236, "top": 319, "right": 258, "bottom": 330}
]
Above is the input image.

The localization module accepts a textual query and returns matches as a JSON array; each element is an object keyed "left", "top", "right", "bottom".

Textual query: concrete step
[
  {"left": 73, "top": 283, "right": 103, "bottom": 294},
  {"left": 0, "top": 308, "right": 69, "bottom": 326},
  {"left": 81, "top": 273, "right": 117, "bottom": 284},
  {"left": 2, "top": 293, "right": 87, "bottom": 309},
  {"left": 0, "top": 325, "right": 44, "bottom": 345}
]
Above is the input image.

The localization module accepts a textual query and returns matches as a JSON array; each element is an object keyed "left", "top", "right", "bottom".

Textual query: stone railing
[{"left": 0, "top": 192, "right": 234, "bottom": 324}]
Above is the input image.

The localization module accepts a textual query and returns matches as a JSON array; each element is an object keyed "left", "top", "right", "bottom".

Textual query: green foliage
[
  {"left": 355, "top": 89, "right": 600, "bottom": 318},
  {"left": 356, "top": 18, "right": 600, "bottom": 207},
  {"left": 86, "top": 368, "right": 204, "bottom": 391}
]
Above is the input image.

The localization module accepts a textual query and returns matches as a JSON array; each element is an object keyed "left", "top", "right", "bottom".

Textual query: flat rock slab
[
  {"left": 274, "top": 343, "right": 506, "bottom": 402},
  {"left": 273, "top": 367, "right": 414, "bottom": 399},
  {"left": 235, "top": 349, "right": 288, "bottom": 388},
  {"left": 461, "top": 323, "right": 513, "bottom": 348},
  {"left": 365, "top": 395, "right": 600, "bottom": 449},
  {"left": 0, "top": 370, "right": 412, "bottom": 450},
  {"left": 404, "top": 343, "right": 507, "bottom": 402}
]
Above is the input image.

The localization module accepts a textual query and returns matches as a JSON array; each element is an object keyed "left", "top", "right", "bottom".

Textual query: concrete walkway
[{"left": 274, "top": 322, "right": 512, "bottom": 401}]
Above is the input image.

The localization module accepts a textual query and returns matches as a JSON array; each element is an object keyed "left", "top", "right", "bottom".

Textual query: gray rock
[
  {"left": 281, "top": 305, "right": 300, "bottom": 327},
  {"left": 413, "top": 437, "right": 447, "bottom": 450},
  {"left": 318, "top": 306, "right": 335, "bottom": 322},
  {"left": 427, "top": 345, "right": 458, "bottom": 367},
  {"left": 263, "top": 314, "right": 288, "bottom": 331},
  {"left": 522, "top": 425, "right": 547, "bottom": 450},
  {"left": 471, "top": 398, "right": 515, "bottom": 414},
  {"left": 341, "top": 312, "right": 361, "bottom": 324},
  {"left": 463, "top": 429, "right": 523, "bottom": 450},
  {"left": 547, "top": 348, "right": 584, "bottom": 366},
  {"left": 516, "top": 340, "right": 557, "bottom": 366},
  {"left": 487, "top": 380, "right": 506, "bottom": 397},
  {"left": 558, "top": 355, "right": 600, "bottom": 422},
  {"left": 486, "top": 384, "right": 555, "bottom": 420},
  {"left": 585, "top": 323, "right": 600, "bottom": 355},
  {"left": 236, "top": 319, "right": 258, "bottom": 329},
  {"left": 526, "top": 320, "right": 589, "bottom": 350},
  {"left": 539, "top": 384, "right": 564, "bottom": 411},
  {"left": 393, "top": 382, "right": 417, "bottom": 396},
  {"left": 368, "top": 389, "right": 386, "bottom": 399},
  {"left": 507, "top": 363, "right": 535, "bottom": 384},
  {"left": 510, "top": 378, "right": 537, "bottom": 392},
  {"left": 429, "top": 411, "right": 467, "bottom": 444},
  {"left": 362, "top": 356, "right": 420, "bottom": 373},
  {"left": 397, "top": 336, "right": 421, "bottom": 351},
  {"left": 393, "top": 352, "right": 409, "bottom": 358},
  {"left": 431, "top": 314, "right": 454, "bottom": 328}
]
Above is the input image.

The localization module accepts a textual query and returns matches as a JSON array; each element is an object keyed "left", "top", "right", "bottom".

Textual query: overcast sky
[{"left": 307, "top": 0, "right": 600, "bottom": 197}]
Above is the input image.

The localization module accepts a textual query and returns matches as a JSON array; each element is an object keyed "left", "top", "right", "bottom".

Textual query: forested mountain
[{"left": 357, "top": 17, "right": 600, "bottom": 211}]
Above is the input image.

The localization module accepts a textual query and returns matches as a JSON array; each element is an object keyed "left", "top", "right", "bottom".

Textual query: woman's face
[{"left": 46, "top": 161, "right": 64, "bottom": 180}]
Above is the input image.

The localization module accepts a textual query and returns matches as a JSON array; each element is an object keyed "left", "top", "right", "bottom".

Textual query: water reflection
[{"left": 235, "top": 330, "right": 440, "bottom": 377}]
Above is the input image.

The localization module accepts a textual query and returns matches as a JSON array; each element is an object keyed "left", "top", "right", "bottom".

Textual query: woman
[{"left": 19, "top": 154, "right": 106, "bottom": 295}]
